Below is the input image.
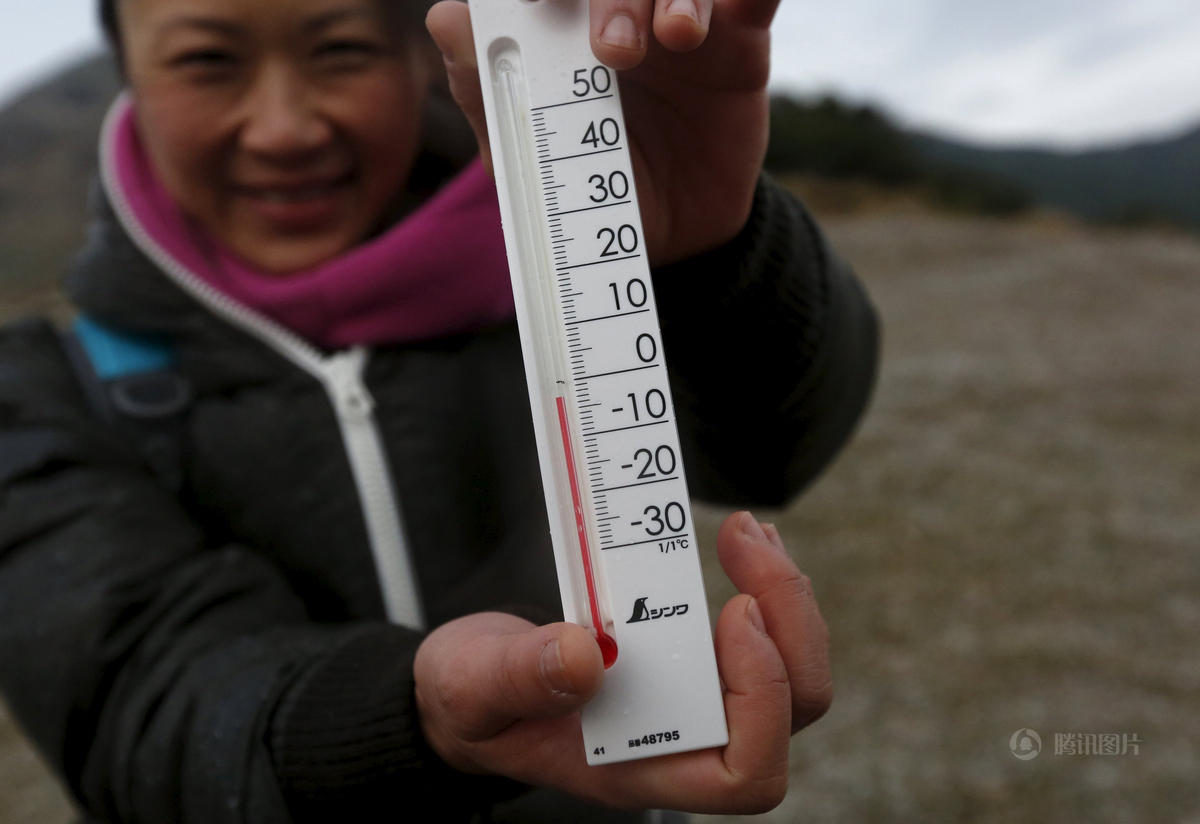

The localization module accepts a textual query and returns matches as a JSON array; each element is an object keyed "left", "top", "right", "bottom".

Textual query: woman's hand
[
  {"left": 413, "top": 511, "right": 831, "bottom": 814},
  {"left": 425, "top": 0, "right": 777, "bottom": 265}
]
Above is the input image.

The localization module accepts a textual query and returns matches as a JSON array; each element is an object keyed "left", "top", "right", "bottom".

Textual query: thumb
[
  {"left": 416, "top": 615, "right": 605, "bottom": 745},
  {"left": 426, "top": 1, "right": 494, "bottom": 176}
]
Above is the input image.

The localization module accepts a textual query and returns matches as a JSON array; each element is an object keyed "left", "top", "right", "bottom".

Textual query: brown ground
[{"left": 3, "top": 193, "right": 1199, "bottom": 822}]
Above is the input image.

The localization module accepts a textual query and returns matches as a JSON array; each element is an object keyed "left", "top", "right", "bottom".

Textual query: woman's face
[{"left": 119, "top": 0, "right": 432, "bottom": 273}]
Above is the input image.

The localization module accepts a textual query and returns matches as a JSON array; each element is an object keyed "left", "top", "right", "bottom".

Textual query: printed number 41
[{"left": 593, "top": 746, "right": 606, "bottom": 756}]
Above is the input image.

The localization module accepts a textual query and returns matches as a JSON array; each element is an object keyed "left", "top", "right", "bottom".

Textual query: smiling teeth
[{"left": 258, "top": 187, "right": 329, "bottom": 203}]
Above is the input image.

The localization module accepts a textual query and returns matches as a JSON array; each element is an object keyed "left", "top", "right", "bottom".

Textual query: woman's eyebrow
[
  {"left": 155, "top": 16, "right": 246, "bottom": 39},
  {"left": 302, "top": 8, "right": 380, "bottom": 33}
]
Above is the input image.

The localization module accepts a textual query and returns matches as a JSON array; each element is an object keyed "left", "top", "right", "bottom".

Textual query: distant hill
[
  {"left": 765, "top": 96, "right": 1033, "bottom": 217},
  {"left": 0, "top": 54, "right": 119, "bottom": 298},
  {"left": 767, "top": 95, "right": 1200, "bottom": 232},
  {"left": 910, "top": 126, "right": 1200, "bottom": 230}
]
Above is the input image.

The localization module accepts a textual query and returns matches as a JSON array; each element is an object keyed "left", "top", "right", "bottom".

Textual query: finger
[
  {"left": 457, "top": 599, "right": 792, "bottom": 814},
  {"left": 718, "top": 512, "right": 833, "bottom": 731},
  {"left": 571, "top": 593, "right": 793, "bottom": 814},
  {"left": 711, "top": 593, "right": 791, "bottom": 811},
  {"left": 720, "top": 0, "right": 783, "bottom": 29},
  {"left": 426, "top": 1, "right": 494, "bottom": 175},
  {"left": 417, "top": 615, "right": 604, "bottom": 743},
  {"left": 590, "top": 0, "right": 654, "bottom": 70},
  {"left": 652, "top": 0, "right": 713, "bottom": 52}
]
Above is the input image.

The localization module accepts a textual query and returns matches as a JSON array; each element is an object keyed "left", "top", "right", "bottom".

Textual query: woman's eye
[
  {"left": 315, "top": 39, "right": 383, "bottom": 65},
  {"left": 171, "top": 49, "right": 237, "bottom": 70}
]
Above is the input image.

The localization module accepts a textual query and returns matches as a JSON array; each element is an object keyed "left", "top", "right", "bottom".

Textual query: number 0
[{"left": 635, "top": 333, "right": 657, "bottom": 362}]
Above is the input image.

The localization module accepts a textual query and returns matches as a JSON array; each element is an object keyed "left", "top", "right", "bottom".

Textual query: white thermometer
[{"left": 468, "top": 0, "right": 728, "bottom": 764}]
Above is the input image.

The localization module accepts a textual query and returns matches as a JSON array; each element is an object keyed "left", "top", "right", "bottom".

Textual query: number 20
[{"left": 597, "top": 225, "right": 638, "bottom": 257}]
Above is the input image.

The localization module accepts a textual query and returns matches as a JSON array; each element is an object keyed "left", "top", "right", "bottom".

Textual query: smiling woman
[
  {"left": 0, "top": 0, "right": 879, "bottom": 822},
  {"left": 106, "top": 0, "right": 437, "bottom": 272}
]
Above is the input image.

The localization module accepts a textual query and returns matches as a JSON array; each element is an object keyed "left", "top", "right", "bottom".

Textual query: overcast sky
[{"left": 3, "top": 0, "right": 1199, "bottom": 148}]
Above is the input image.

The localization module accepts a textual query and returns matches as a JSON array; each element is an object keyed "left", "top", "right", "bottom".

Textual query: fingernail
[
  {"left": 740, "top": 511, "right": 769, "bottom": 543},
  {"left": 600, "top": 14, "right": 641, "bottom": 50},
  {"left": 539, "top": 639, "right": 573, "bottom": 696},
  {"left": 762, "top": 522, "right": 786, "bottom": 552},
  {"left": 747, "top": 597, "right": 768, "bottom": 636},
  {"left": 667, "top": 0, "right": 699, "bottom": 23}
]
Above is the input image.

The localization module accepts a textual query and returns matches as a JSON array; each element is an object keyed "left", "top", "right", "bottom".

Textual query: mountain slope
[
  {"left": 911, "top": 125, "right": 1200, "bottom": 229},
  {"left": 0, "top": 54, "right": 119, "bottom": 298},
  {"left": 765, "top": 95, "right": 1200, "bottom": 232}
]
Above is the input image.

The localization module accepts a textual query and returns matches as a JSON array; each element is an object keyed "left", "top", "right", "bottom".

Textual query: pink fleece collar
[{"left": 102, "top": 96, "right": 514, "bottom": 349}]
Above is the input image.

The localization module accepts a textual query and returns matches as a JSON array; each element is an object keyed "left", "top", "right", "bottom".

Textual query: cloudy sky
[{"left": 4, "top": 0, "right": 1199, "bottom": 148}]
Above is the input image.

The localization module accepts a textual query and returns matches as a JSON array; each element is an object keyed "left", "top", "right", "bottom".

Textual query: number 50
[{"left": 573, "top": 66, "right": 612, "bottom": 97}]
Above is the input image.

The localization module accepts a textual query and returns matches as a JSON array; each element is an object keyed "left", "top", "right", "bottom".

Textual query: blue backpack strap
[
  {"left": 62, "top": 315, "right": 191, "bottom": 490},
  {"left": 73, "top": 315, "right": 175, "bottom": 380}
]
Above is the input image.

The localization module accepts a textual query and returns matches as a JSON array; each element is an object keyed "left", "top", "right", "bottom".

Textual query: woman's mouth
[{"left": 236, "top": 175, "right": 354, "bottom": 229}]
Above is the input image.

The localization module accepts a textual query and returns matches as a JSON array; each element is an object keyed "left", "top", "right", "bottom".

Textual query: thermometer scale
[{"left": 469, "top": 0, "right": 728, "bottom": 764}]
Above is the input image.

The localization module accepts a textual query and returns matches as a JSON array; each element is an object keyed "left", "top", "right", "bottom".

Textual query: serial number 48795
[{"left": 627, "top": 730, "right": 681, "bottom": 748}]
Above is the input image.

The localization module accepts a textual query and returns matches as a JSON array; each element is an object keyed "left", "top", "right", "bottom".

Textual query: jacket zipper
[
  {"left": 98, "top": 95, "right": 425, "bottom": 629},
  {"left": 322, "top": 350, "right": 424, "bottom": 628}
]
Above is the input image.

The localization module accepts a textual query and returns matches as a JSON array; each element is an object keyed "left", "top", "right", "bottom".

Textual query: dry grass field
[
  {"left": 696, "top": 188, "right": 1200, "bottom": 823},
  {"left": 3, "top": 190, "right": 1199, "bottom": 822}
]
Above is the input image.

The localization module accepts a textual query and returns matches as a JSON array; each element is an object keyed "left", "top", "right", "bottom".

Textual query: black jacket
[{"left": 0, "top": 172, "right": 878, "bottom": 823}]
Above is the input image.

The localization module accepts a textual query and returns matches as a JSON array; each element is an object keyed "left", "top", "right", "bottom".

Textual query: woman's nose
[{"left": 240, "top": 66, "right": 332, "bottom": 158}]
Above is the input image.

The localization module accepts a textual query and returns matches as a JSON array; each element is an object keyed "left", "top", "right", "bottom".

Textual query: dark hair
[{"left": 99, "top": 0, "right": 122, "bottom": 66}]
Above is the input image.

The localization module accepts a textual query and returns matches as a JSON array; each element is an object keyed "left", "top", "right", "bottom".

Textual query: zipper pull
[{"left": 324, "top": 348, "right": 375, "bottom": 422}]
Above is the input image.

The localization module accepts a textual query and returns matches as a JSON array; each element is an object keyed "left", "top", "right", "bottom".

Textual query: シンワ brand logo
[{"left": 626, "top": 597, "right": 689, "bottom": 623}]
